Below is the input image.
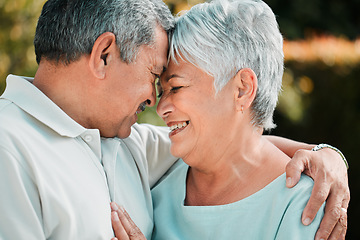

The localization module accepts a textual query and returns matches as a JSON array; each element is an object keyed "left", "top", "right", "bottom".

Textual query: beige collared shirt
[{"left": 0, "top": 75, "right": 175, "bottom": 239}]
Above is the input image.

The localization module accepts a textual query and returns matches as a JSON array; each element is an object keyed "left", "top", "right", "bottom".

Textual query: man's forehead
[
  {"left": 153, "top": 65, "right": 167, "bottom": 74},
  {"left": 148, "top": 47, "right": 167, "bottom": 74},
  {"left": 154, "top": 30, "right": 169, "bottom": 73}
]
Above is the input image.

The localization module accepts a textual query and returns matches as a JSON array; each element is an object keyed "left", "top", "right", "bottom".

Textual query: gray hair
[
  {"left": 34, "top": 0, "right": 174, "bottom": 64},
  {"left": 169, "top": 0, "right": 284, "bottom": 130}
]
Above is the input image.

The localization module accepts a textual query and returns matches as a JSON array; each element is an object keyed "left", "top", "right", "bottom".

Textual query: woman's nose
[{"left": 156, "top": 95, "right": 173, "bottom": 119}]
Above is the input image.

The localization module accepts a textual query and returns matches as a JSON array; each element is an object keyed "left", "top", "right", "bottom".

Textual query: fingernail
[
  {"left": 110, "top": 202, "right": 118, "bottom": 211},
  {"left": 303, "top": 217, "right": 311, "bottom": 226},
  {"left": 286, "top": 177, "right": 292, "bottom": 187}
]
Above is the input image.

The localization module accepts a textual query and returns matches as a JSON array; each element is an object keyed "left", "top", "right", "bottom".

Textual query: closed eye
[
  {"left": 157, "top": 86, "right": 183, "bottom": 98},
  {"left": 171, "top": 86, "right": 183, "bottom": 92}
]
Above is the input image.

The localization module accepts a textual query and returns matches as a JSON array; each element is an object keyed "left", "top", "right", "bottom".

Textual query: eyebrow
[{"left": 164, "top": 74, "right": 183, "bottom": 82}]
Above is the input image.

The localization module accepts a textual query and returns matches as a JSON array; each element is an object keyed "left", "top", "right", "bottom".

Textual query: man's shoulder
[
  {"left": 0, "top": 98, "right": 25, "bottom": 124},
  {"left": 123, "top": 123, "right": 168, "bottom": 145},
  {"left": 0, "top": 75, "right": 35, "bottom": 122},
  {"left": 0, "top": 97, "right": 46, "bottom": 146},
  {"left": 0, "top": 98, "right": 12, "bottom": 112},
  {"left": 0, "top": 100, "right": 15, "bottom": 138}
]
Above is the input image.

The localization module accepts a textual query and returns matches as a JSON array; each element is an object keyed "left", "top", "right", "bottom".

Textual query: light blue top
[{"left": 152, "top": 160, "right": 325, "bottom": 240}]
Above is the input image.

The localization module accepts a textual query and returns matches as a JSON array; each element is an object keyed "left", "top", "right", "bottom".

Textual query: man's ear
[
  {"left": 234, "top": 68, "right": 258, "bottom": 112},
  {"left": 89, "top": 32, "right": 117, "bottom": 79}
]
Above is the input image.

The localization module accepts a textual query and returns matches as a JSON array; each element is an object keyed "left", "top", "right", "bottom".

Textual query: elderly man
[{"left": 0, "top": 0, "right": 349, "bottom": 239}]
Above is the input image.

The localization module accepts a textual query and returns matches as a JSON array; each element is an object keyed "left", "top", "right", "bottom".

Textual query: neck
[
  {"left": 33, "top": 58, "right": 94, "bottom": 128},
  {"left": 184, "top": 127, "right": 289, "bottom": 206}
]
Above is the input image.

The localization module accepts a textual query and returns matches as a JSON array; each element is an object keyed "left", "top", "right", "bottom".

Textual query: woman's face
[{"left": 157, "top": 58, "right": 238, "bottom": 164}]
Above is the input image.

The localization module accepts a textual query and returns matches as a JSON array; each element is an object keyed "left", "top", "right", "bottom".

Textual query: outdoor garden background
[{"left": 0, "top": 0, "right": 359, "bottom": 238}]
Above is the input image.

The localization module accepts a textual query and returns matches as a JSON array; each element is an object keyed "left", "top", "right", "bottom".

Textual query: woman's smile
[{"left": 168, "top": 121, "right": 190, "bottom": 137}]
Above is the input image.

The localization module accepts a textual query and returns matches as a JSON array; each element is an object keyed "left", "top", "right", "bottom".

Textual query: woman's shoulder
[
  {"left": 270, "top": 173, "right": 319, "bottom": 212},
  {"left": 254, "top": 173, "right": 314, "bottom": 196},
  {"left": 287, "top": 174, "right": 315, "bottom": 195},
  {"left": 251, "top": 173, "right": 316, "bottom": 209},
  {"left": 151, "top": 159, "right": 188, "bottom": 190}
]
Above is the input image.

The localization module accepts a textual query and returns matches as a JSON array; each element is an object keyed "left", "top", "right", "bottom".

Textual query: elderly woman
[
  {"left": 149, "top": 0, "right": 325, "bottom": 238},
  {"left": 110, "top": 0, "right": 349, "bottom": 239}
]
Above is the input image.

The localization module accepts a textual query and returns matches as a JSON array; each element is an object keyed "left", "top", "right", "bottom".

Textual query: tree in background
[{"left": 0, "top": 0, "right": 45, "bottom": 93}]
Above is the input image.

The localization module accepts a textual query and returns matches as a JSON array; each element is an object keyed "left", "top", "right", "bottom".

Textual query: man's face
[{"left": 95, "top": 26, "right": 169, "bottom": 138}]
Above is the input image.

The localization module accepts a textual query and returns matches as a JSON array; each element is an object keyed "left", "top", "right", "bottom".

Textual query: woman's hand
[
  {"left": 286, "top": 148, "right": 350, "bottom": 240},
  {"left": 110, "top": 202, "right": 147, "bottom": 240}
]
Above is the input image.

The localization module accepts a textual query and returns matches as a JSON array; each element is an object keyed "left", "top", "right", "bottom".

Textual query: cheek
[
  {"left": 137, "top": 82, "right": 154, "bottom": 99},
  {"left": 123, "top": 84, "right": 148, "bottom": 108},
  {"left": 191, "top": 101, "right": 229, "bottom": 141}
]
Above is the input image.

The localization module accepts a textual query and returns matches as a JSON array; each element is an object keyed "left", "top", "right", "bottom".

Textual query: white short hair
[{"left": 169, "top": 0, "right": 284, "bottom": 130}]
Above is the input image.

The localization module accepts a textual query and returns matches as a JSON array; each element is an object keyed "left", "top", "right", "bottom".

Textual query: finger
[
  {"left": 118, "top": 208, "right": 145, "bottom": 239},
  {"left": 111, "top": 202, "right": 130, "bottom": 239},
  {"left": 341, "top": 189, "right": 350, "bottom": 211},
  {"left": 302, "top": 171, "right": 331, "bottom": 226},
  {"left": 313, "top": 180, "right": 349, "bottom": 239},
  {"left": 111, "top": 211, "right": 129, "bottom": 240},
  {"left": 336, "top": 200, "right": 349, "bottom": 240},
  {"left": 111, "top": 203, "right": 147, "bottom": 239},
  {"left": 285, "top": 150, "right": 308, "bottom": 188},
  {"left": 122, "top": 208, "right": 139, "bottom": 230},
  {"left": 111, "top": 203, "right": 134, "bottom": 234},
  {"left": 326, "top": 208, "right": 347, "bottom": 240},
  {"left": 312, "top": 191, "right": 343, "bottom": 240},
  {"left": 337, "top": 227, "right": 347, "bottom": 240}
]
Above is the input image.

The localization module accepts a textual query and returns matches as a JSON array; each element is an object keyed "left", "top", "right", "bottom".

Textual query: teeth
[
  {"left": 136, "top": 102, "right": 147, "bottom": 115},
  {"left": 169, "top": 122, "right": 189, "bottom": 132}
]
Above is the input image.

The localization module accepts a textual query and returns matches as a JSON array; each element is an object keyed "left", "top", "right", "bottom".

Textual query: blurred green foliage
[
  {"left": 266, "top": 0, "right": 360, "bottom": 40},
  {"left": 272, "top": 61, "right": 360, "bottom": 240},
  {"left": 0, "top": 0, "right": 359, "bottom": 238},
  {"left": 0, "top": 0, "right": 46, "bottom": 93}
]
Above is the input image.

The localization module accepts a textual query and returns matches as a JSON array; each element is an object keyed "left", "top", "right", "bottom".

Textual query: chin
[
  {"left": 170, "top": 145, "right": 185, "bottom": 159},
  {"left": 114, "top": 119, "right": 135, "bottom": 139},
  {"left": 117, "top": 129, "right": 132, "bottom": 139}
]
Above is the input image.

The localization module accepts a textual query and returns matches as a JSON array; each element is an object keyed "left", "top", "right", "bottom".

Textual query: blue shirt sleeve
[{"left": 275, "top": 199, "right": 325, "bottom": 240}]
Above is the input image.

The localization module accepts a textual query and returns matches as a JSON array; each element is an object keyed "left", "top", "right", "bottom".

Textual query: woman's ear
[
  {"left": 234, "top": 68, "right": 258, "bottom": 112},
  {"left": 88, "top": 32, "right": 116, "bottom": 79}
]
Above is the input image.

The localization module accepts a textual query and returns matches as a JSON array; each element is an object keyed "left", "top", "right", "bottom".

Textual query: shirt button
[{"left": 84, "top": 135, "right": 93, "bottom": 142}]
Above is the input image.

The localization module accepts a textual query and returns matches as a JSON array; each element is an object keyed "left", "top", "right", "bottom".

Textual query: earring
[{"left": 241, "top": 105, "right": 244, "bottom": 114}]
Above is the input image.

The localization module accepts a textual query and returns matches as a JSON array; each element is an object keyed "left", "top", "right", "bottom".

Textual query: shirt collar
[{"left": 1, "top": 74, "right": 87, "bottom": 138}]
